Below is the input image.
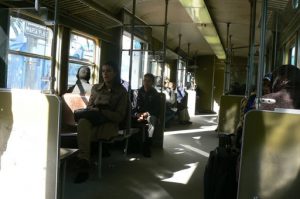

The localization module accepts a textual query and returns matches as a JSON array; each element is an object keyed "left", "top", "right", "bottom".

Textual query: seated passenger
[
  {"left": 67, "top": 65, "right": 92, "bottom": 95},
  {"left": 235, "top": 74, "right": 272, "bottom": 148},
  {"left": 177, "top": 84, "right": 192, "bottom": 125},
  {"left": 132, "top": 73, "right": 160, "bottom": 157},
  {"left": 163, "top": 81, "right": 177, "bottom": 127},
  {"left": 260, "top": 64, "right": 300, "bottom": 110},
  {"left": 74, "top": 61, "right": 128, "bottom": 183}
]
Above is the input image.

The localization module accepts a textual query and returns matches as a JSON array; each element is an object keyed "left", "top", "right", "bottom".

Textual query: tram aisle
[{"left": 64, "top": 115, "right": 218, "bottom": 199}]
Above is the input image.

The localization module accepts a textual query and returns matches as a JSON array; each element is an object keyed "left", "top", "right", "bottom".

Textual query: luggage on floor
[{"left": 204, "top": 146, "right": 239, "bottom": 199}]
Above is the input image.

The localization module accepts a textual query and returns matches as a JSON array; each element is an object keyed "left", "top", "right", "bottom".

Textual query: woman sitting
[{"left": 74, "top": 61, "right": 128, "bottom": 183}]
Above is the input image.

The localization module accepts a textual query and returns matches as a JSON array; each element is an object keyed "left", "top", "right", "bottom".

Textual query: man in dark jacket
[{"left": 132, "top": 73, "right": 160, "bottom": 157}]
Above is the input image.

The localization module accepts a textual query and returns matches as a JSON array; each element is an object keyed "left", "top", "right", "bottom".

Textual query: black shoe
[
  {"left": 73, "top": 159, "right": 90, "bottom": 183},
  {"left": 74, "top": 171, "right": 89, "bottom": 183},
  {"left": 76, "top": 158, "right": 90, "bottom": 170},
  {"left": 142, "top": 138, "right": 152, "bottom": 158},
  {"left": 142, "top": 146, "right": 152, "bottom": 158}
]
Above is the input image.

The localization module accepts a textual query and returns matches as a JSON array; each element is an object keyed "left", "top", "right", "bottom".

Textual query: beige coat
[{"left": 88, "top": 83, "right": 128, "bottom": 139}]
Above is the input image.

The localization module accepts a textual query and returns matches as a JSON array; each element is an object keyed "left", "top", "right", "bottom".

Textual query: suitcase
[{"left": 204, "top": 145, "right": 239, "bottom": 199}]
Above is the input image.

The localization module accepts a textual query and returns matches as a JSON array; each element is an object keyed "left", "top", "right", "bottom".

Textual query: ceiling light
[{"left": 179, "top": 0, "right": 226, "bottom": 59}]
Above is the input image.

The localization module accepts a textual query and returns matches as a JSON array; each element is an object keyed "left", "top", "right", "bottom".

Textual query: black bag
[
  {"left": 74, "top": 108, "right": 108, "bottom": 126},
  {"left": 204, "top": 147, "right": 238, "bottom": 199}
]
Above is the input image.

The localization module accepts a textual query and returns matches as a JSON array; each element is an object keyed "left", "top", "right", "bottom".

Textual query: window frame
[
  {"left": 121, "top": 31, "right": 149, "bottom": 90},
  {"left": 7, "top": 13, "right": 53, "bottom": 91},
  {"left": 67, "top": 31, "right": 98, "bottom": 87}
]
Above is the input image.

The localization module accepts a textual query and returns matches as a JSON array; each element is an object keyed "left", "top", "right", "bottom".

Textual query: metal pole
[
  {"left": 128, "top": 0, "right": 135, "bottom": 90},
  {"left": 246, "top": 0, "right": 257, "bottom": 96},
  {"left": 161, "top": 0, "right": 169, "bottom": 92},
  {"left": 256, "top": 0, "right": 268, "bottom": 109},
  {"left": 126, "top": 0, "right": 136, "bottom": 132},
  {"left": 224, "top": 22, "right": 230, "bottom": 94},
  {"left": 34, "top": 0, "right": 40, "bottom": 12},
  {"left": 177, "top": 34, "right": 182, "bottom": 89},
  {"left": 273, "top": 12, "right": 278, "bottom": 69},
  {"left": 50, "top": 0, "right": 59, "bottom": 93}
]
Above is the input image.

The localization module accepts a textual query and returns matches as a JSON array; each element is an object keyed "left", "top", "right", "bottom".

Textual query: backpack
[{"left": 204, "top": 146, "right": 238, "bottom": 199}]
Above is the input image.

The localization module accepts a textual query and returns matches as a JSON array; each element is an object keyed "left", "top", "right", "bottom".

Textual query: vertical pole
[
  {"left": 50, "top": 0, "right": 59, "bottom": 93},
  {"left": 34, "top": 0, "right": 40, "bottom": 12},
  {"left": 224, "top": 23, "right": 230, "bottom": 94},
  {"left": 246, "top": 0, "right": 257, "bottom": 96},
  {"left": 256, "top": 0, "right": 268, "bottom": 109},
  {"left": 273, "top": 12, "right": 278, "bottom": 69},
  {"left": 126, "top": 0, "right": 136, "bottom": 133},
  {"left": 187, "top": 42, "right": 190, "bottom": 77},
  {"left": 161, "top": 0, "right": 169, "bottom": 92},
  {"left": 129, "top": 0, "right": 136, "bottom": 91},
  {"left": 177, "top": 34, "right": 182, "bottom": 88}
]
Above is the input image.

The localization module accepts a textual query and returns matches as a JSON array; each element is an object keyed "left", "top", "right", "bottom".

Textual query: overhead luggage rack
[{"left": 40, "top": 0, "right": 123, "bottom": 29}]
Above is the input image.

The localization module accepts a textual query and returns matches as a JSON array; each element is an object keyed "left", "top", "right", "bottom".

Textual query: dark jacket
[{"left": 133, "top": 86, "right": 160, "bottom": 117}]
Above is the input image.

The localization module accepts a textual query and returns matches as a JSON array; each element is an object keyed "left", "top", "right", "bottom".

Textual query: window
[
  {"left": 177, "top": 59, "right": 187, "bottom": 87},
  {"left": 289, "top": 45, "right": 296, "bottom": 65},
  {"left": 7, "top": 16, "right": 53, "bottom": 91},
  {"left": 68, "top": 32, "right": 96, "bottom": 86},
  {"left": 292, "top": 0, "right": 299, "bottom": 9},
  {"left": 121, "top": 33, "right": 148, "bottom": 90}
]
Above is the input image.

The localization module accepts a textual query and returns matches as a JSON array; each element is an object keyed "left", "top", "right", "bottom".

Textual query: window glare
[
  {"left": 68, "top": 33, "right": 96, "bottom": 86},
  {"left": 69, "top": 33, "right": 95, "bottom": 62},
  {"left": 7, "top": 16, "right": 52, "bottom": 91},
  {"left": 9, "top": 16, "right": 53, "bottom": 56},
  {"left": 7, "top": 54, "right": 51, "bottom": 90},
  {"left": 121, "top": 33, "right": 147, "bottom": 89}
]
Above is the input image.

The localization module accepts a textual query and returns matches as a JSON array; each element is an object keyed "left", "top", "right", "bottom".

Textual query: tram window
[
  {"left": 292, "top": 0, "right": 299, "bottom": 9},
  {"left": 177, "top": 60, "right": 186, "bottom": 87},
  {"left": 7, "top": 16, "right": 53, "bottom": 91},
  {"left": 289, "top": 45, "right": 296, "bottom": 65},
  {"left": 121, "top": 33, "right": 148, "bottom": 89},
  {"left": 68, "top": 33, "right": 96, "bottom": 86}
]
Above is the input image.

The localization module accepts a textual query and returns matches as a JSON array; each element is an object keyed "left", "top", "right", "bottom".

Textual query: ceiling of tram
[
  {"left": 2, "top": 0, "right": 291, "bottom": 59},
  {"left": 93, "top": 0, "right": 260, "bottom": 58}
]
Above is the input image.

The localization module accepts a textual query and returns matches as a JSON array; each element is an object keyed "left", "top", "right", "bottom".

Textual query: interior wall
[
  {"left": 194, "top": 55, "right": 247, "bottom": 113},
  {"left": 194, "top": 55, "right": 216, "bottom": 113},
  {"left": 213, "top": 59, "right": 225, "bottom": 109}
]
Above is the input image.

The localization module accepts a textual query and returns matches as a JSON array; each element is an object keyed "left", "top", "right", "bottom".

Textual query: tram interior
[{"left": 1, "top": 0, "right": 300, "bottom": 199}]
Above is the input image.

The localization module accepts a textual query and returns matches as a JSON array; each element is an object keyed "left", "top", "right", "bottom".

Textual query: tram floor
[{"left": 63, "top": 114, "right": 219, "bottom": 199}]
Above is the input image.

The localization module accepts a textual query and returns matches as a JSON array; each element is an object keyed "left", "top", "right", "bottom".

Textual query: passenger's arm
[{"left": 87, "top": 85, "right": 96, "bottom": 108}]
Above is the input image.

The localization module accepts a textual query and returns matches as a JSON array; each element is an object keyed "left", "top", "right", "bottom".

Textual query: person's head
[
  {"left": 271, "top": 64, "right": 300, "bottom": 108},
  {"left": 143, "top": 73, "right": 155, "bottom": 91},
  {"left": 262, "top": 73, "right": 272, "bottom": 95},
  {"left": 77, "top": 65, "right": 91, "bottom": 82},
  {"left": 168, "top": 82, "right": 175, "bottom": 90},
  {"left": 271, "top": 64, "right": 300, "bottom": 92},
  {"left": 101, "top": 61, "right": 121, "bottom": 85}
]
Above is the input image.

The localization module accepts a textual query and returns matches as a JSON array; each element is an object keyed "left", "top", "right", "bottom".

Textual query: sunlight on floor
[
  {"left": 164, "top": 125, "right": 217, "bottom": 135},
  {"left": 161, "top": 162, "right": 198, "bottom": 184},
  {"left": 180, "top": 144, "right": 209, "bottom": 158}
]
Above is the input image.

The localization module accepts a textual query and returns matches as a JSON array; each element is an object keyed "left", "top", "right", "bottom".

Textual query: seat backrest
[
  {"left": 61, "top": 93, "right": 89, "bottom": 127},
  {"left": 218, "top": 95, "right": 244, "bottom": 134},
  {"left": 238, "top": 110, "right": 300, "bottom": 199}
]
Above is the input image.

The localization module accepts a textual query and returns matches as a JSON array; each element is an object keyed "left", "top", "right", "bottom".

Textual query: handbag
[
  {"left": 74, "top": 108, "right": 108, "bottom": 126},
  {"left": 179, "top": 108, "right": 190, "bottom": 122}
]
